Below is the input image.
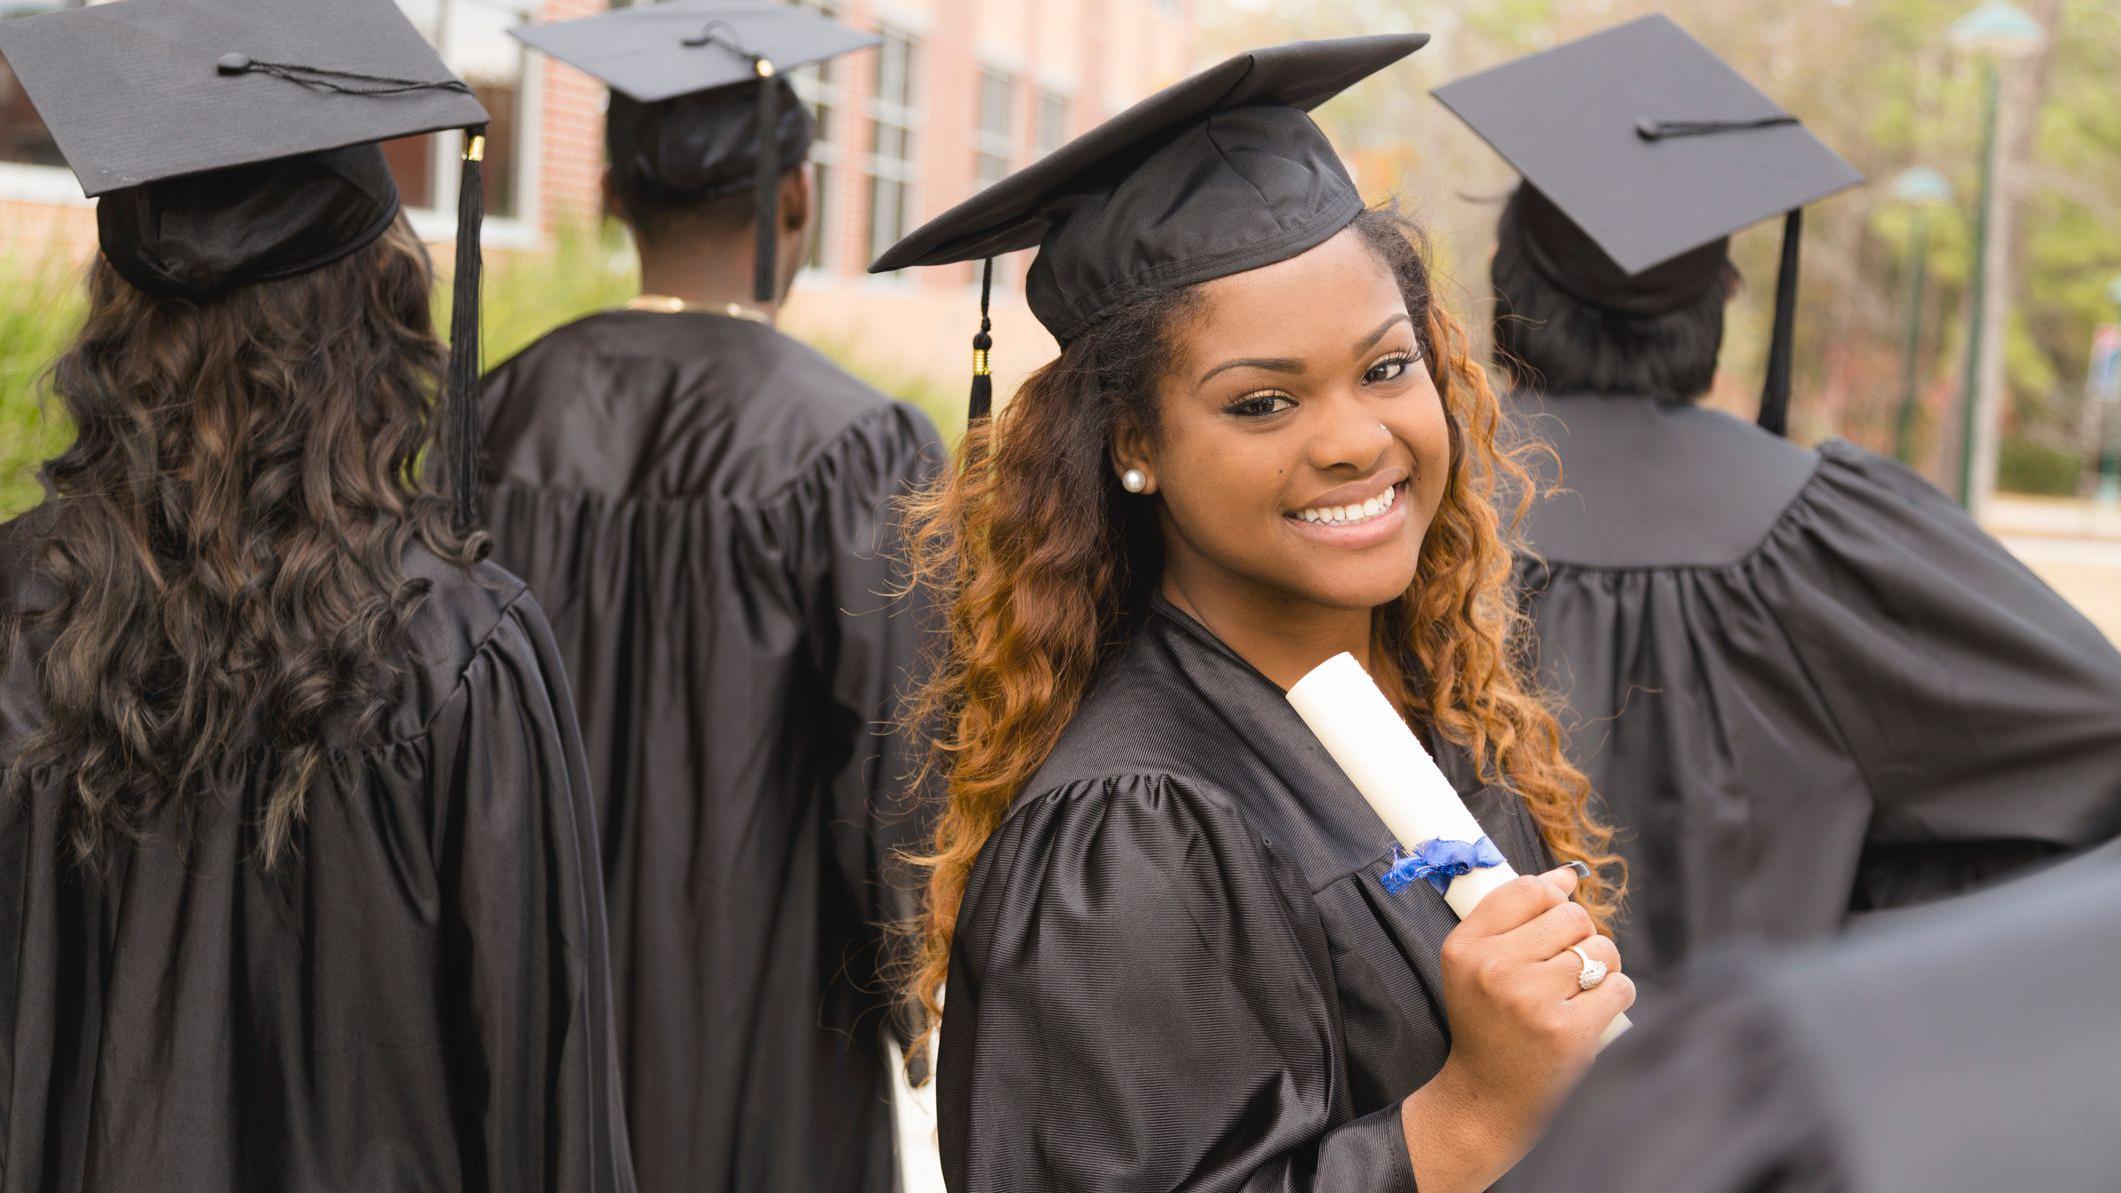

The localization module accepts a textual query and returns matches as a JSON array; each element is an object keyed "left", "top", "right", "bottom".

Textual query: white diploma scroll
[{"left": 1287, "top": 653, "right": 1630, "bottom": 1044}]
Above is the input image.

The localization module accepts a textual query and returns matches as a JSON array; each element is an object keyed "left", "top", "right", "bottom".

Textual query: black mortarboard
[
  {"left": 868, "top": 34, "right": 1428, "bottom": 420},
  {"left": 514, "top": 1, "right": 880, "bottom": 304},
  {"left": 0, "top": 0, "right": 494, "bottom": 531},
  {"left": 1433, "top": 15, "right": 1862, "bottom": 434}
]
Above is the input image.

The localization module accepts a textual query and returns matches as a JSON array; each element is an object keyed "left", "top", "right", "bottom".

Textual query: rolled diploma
[{"left": 1287, "top": 652, "right": 1629, "bottom": 1044}]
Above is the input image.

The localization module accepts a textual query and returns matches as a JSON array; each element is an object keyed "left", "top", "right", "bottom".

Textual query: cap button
[{"left": 216, "top": 52, "right": 253, "bottom": 75}]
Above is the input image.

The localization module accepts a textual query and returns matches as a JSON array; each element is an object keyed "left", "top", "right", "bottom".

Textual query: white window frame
[
  {"left": 973, "top": 67, "right": 1015, "bottom": 188},
  {"left": 1034, "top": 87, "right": 1071, "bottom": 157},
  {"left": 971, "top": 66, "right": 1020, "bottom": 289},
  {"left": 788, "top": 0, "right": 844, "bottom": 278},
  {"left": 0, "top": 160, "right": 88, "bottom": 205},
  {"left": 395, "top": 0, "right": 544, "bottom": 249},
  {"left": 0, "top": 0, "right": 96, "bottom": 203},
  {"left": 864, "top": 24, "right": 922, "bottom": 289},
  {"left": 0, "top": 0, "right": 542, "bottom": 241}
]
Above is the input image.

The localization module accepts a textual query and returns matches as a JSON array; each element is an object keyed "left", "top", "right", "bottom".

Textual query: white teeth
[{"left": 1296, "top": 484, "right": 1399, "bottom": 527}]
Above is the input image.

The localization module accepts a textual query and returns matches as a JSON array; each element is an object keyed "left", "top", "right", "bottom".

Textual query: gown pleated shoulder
[
  {"left": 0, "top": 514, "right": 632, "bottom": 1193},
  {"left": 938, "top": 599, "right": 1557, "bottom": 1192},
  {"left": 479, "top": 309, "right": 944, "bottom": 1193},
  {"left": 1508, "top": 392, "right": 2121, "bottom": 976}
]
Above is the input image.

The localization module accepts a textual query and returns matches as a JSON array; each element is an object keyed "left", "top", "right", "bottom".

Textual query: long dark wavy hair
[
  {"left": 897, "top": 206, "right": 1621, "bottom": 1068},
  {"left": 1, "top": 218, "right": 479, "bottom": 869}
]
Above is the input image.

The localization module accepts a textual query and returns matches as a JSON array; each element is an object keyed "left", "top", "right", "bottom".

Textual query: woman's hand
[{"left": 1401, "top": 865, "right": 1635, "bottom": 1193}]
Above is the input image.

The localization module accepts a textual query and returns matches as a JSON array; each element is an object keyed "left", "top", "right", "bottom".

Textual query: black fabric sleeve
[
  {"left": 431, "top": 592, "right": 634, "bottom": 1193},
  {"left": 1759, "top": 442, "right": 2121, "bottom": 906},
  {"left": 796, "top": 402, "right": 947, "bottom": 1039},
  {"left": 939, "top": 775, "right": 1417, "bottom": 1193}
]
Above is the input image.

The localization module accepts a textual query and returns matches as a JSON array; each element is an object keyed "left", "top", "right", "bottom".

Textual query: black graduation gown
[
  {"left": 1514, "top": 847, "right": 2121, "bottom": 1193},
  {"left": 0, "top": 523, "right": 631, "bottom": 1193},
  {"left": 939, "top": 599, "right": 1557, "bottom": 1192},
  {"left": 479, "top": 310, "right": 944, "bottom": 1193},
  {"left": 1508, "top": 393, "right": 2121, "bottom": 977}
]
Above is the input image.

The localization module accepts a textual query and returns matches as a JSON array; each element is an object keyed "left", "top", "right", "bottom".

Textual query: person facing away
[
  {"left": 483, "top": 8, "right": 941, "bottom": 1191},
  {"left": 0, "top": 1, "right": 630, "bottom": 1189},
  {"left": 1438, "top": 18, "right": 2121, "bottom": 979},
  {"left": 873, "top": 36, "right": 1636, "bottom": 1193}
]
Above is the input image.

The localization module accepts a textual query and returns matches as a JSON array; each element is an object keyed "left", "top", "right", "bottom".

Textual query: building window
[
  {"left": 384, "top": 0, "right": 539, "bottom": 231},
  {"left": 1034, "top": 88, "right": 1069, "bottom": 157},
  {"left": 788, "top": 0, "right": 842, "bottom": 270},
  {"left": 866, "top": 26, "right": 919, "bottom": 268},
  {"left": 0, "top": 1, "right": 87, "bottom": 173},
  {"left": 974, "top": 69, "right": 1015, "bottom": 189}
]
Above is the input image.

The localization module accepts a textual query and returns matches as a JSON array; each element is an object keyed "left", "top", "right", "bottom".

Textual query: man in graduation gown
[
  {"left": 482, "top": 8, "right": 942, "bottom": 1192},
  {"left": 1435, "top": 16, "right": 2121, "bottom": 978},
  {"left": 1514, "top": 847, "right": 2121, "bottom": 1192}
]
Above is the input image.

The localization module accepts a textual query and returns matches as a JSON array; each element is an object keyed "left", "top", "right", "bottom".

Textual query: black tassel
[
  {"left": 968, "top": 257, "right": 994, "bottom": 421},
  {"left": 1757, "top": 208, "right": 1802, "bottom": 438},
  {"left": 752, "top": 61, "right": 780, "bottom": 305},
  {"left": 449, "top": 125, "right": 487, "bottom": 536}
]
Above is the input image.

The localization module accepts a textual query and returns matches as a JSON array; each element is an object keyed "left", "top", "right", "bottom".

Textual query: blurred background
[{"left": 2, "top": 0, "right": 2117, "bottom": 641}]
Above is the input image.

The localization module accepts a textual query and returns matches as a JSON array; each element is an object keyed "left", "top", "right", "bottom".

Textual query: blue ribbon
[{"left": 1381, "top": 836, "right": 1506, "bottom": 896}]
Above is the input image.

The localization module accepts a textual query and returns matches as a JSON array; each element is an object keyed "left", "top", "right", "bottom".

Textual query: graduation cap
[
  {"left": 514, "top": 1, "right": 881, "bottom": 305},
  {"left": 869, "top": 34, "right": 1428, "bottom": 421},
  {"left": 0, "top": 0, "right": 494, "bottom": 531},
  {"left": 1433, "top": 15, "right": 1863, "bottom": 435}
]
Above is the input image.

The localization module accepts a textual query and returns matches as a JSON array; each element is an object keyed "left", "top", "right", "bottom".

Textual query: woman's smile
[{"left": 1285, "top": 475, "right": 1411, "bottom": 548}]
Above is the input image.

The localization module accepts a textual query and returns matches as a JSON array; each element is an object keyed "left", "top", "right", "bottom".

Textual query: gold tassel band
[
  {"left": 972, "top": 348, "right": 991, "bottom": 376},
  {"left": 465, "top": 134, "right": 486, "bottom": 163}
]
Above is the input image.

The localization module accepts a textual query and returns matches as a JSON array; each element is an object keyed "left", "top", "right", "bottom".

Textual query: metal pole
[
  {"left": 1956, "top": 62, "right": 2001, "bottom": 509},
  {"left": 2103, "top": 294, "right": 2121, "bottom": 507},
  {"left": 2101, "top": 410, "right": 2121, "bottom": 507},
  {"left": 1895, "top": 209, "right": 1932, "bottom": 465}
]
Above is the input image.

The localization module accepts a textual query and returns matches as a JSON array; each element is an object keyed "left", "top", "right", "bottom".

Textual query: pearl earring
[{"left": 1121, "top": 468, "right": 1148, "bottom": 494}]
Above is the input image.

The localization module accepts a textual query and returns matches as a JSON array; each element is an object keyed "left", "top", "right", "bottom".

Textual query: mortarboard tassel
[
  {"left": 1634, "top": 118, "right": 1806, "bottom": 439},
  {"left": 751, "top": 58, "right": 780, "bottom": 305},
  {"left": 1756, "top": 208, "right": 1801, "bottom": 438},
  {"left": 969, "top": 257, "right": 995, "bottom": 421},
  {"left": 678, "top": 20, "right": 780, "bottom": 305},
  {"left": 449, "top": 126, "right": 487, "bottom": 535}
]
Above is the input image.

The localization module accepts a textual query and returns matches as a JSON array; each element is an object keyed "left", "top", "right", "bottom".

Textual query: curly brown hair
[
  {"left": 895, "top": 206, "right": 1621, "bottom": 1069},
  {"left": 1, "top": 218, "right": 480, "bottom": 869}
]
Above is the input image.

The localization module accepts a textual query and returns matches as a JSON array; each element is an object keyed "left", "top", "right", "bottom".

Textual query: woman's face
[{"left": 1119, "top": 227, "right": 1451, "bottom": 616}]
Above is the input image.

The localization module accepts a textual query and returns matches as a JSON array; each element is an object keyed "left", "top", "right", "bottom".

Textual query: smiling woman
[
  {"left": 1117, "top": 229, "right": 1451, "bottom": 633},
  {"left": 873, "top": 37, "right": 1627, "bottom": 1193}
]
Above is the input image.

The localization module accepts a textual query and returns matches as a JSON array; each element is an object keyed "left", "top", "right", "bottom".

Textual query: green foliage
[
  {"left": 0, "top": 222, "right": 959, "bottom": 523},
  {"left": 0, "top": 251, "right": 85, "bottom": 519},
  {"left": 1999, "top": 434, "right": 2085, "bottom": 495},
  {"left": 450, "top": 222, "right": 640, "bottom": 370}
]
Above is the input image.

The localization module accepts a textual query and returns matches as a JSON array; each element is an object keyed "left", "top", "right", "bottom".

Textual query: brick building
[{"left": 0, "top": 0, "right": 1198, "bottom": 393}]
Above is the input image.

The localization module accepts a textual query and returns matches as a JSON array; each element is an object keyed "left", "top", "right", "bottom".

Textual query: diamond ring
[{"left": 1567, "top": 943, "right": 1608, "bottom": 991}]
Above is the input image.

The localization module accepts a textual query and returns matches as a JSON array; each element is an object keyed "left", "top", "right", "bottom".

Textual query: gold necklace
[{"left": 626, "top": 294, "right": 772, "bottom": 323}]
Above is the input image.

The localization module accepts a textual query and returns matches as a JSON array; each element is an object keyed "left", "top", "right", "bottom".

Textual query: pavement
[{"left": 1983, "top": 495, "right": 2121, "bottom": 647}]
